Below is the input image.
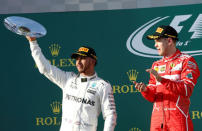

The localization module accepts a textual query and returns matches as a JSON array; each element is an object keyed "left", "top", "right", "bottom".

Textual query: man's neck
[
  {"left": 165, "top": 47, "right": 177, "bottom": 58},
  {"left": 80, "top": 71, "right": 95, "bottom": 77}
]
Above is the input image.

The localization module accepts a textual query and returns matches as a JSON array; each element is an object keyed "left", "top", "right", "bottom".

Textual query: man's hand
[
  {"left": 26, "top": 36, "right": 36, "bottom": 42},
  {"left": 146, "top": 69, "right": 162, "bottom": 82},
  {"left": 134, "top": 81, "right": 147, "bottom": 92}
]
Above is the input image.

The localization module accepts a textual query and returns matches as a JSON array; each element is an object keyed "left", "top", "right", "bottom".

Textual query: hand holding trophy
[{"left": 4, "top": 16, "right": 47, "bottom": 38}]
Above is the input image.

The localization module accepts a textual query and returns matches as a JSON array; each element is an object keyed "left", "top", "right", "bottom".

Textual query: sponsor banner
[
  {"left": 34, "top": 43, "right": 76, "bottom": 68},
  {"left": 1, "top": 3, "right": 202, "bottom": 131},
  {"left": 127, "top": 12, "right": 202, "bottom": 58},
  {"left": 191, "top": 110, "right": 202, "bottom": 120},
  {"left": 129, "top": 127, "right": 142, "bottom": 131},
  {"left": 35, "top": 101, "right": 62, "bottom": 127}
]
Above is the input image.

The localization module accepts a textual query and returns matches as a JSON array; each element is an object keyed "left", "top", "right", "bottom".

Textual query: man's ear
[
  {"left": 90, "top": 58, "right": 96, "bottom": 66},
  {"left": 93, "top": 59, "right": 96, "bottom": 66},
  {"left": 167, "top": 38, "right": 174, "bottom": 45}
]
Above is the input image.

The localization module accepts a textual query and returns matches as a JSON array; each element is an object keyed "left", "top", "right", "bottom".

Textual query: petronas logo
[
  {"left": 127, "top": 69, "right": 139, "bottom": 82},
  {"left": 50, "top": 101, "right": 62, "bottom": 114},
  {"left": 49, "top": 44, "right": 61, "bottom": 57}
]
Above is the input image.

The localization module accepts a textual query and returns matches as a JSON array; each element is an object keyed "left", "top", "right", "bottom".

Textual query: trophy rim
[{"left": 4, "top": 16, "right": 47, "bottom": 38}]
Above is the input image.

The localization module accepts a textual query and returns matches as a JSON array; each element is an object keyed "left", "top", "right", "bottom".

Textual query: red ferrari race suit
[{"left": 142, "top": 49, "right": 200, "bottom": 131}]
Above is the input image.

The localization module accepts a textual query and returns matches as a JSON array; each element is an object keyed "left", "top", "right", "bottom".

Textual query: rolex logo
[
  {"left": 127, "top": 69, "right": 139, "bottom": 82},
  {"left": 50, "top": 101, "right": 62, "bottom": 114},
  {"left": 49, "top": 44, "right": 61, "bottom": 57},
  {"left": 129, "top": 127, "right": 142, "bottom": 131}
]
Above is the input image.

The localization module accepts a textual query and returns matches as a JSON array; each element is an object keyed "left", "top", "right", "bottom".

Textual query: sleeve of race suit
[
  {"left": 99, "top": 82, "right": 117, "bottom": 131},
  {"left": 141, "top": 64, "right": 157, "bottom": 103},
  {"left": 29, "top": 40, "right": 71, "bottom": 89},
  {"left": 160, "top": 57, "right": 200, "bottom": 97}
]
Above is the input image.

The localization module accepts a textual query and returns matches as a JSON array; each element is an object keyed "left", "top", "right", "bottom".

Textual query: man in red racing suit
[{"left": 135, "top": 25, "right": 200, "bottom": 131}]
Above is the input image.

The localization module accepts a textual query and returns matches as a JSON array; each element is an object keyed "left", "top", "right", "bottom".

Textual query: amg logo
[{"left": 65, "top": 94, "right": 95, "bottom": 106}]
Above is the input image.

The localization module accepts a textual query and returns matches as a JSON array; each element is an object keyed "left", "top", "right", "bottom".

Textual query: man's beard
[{"left": 77, "top": 66, "right": 88, "bottom": 74}]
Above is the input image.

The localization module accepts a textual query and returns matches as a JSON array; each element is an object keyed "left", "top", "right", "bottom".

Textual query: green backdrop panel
[{"left": 1, "top": 3, "right": 202, "bottom": 131}]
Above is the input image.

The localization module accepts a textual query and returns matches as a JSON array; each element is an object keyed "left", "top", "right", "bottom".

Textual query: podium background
[{"left": 1, "top": 4, "right": 202, "bottom": 131}]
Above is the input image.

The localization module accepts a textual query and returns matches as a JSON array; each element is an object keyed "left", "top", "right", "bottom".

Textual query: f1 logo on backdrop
[{"left": 127, "top": 14, "right": 202, "bottom": 58}]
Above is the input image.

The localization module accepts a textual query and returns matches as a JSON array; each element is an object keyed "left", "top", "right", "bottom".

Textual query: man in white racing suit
[{"left": 26, "top": 36, "right": 117, "bottom": 131}]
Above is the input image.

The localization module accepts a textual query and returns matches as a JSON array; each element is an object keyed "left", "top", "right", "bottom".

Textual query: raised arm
[{"left": 27, "top": 36, "right": 72, "bottom": 88}]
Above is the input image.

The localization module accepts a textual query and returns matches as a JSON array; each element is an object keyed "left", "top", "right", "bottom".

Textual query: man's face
[
  {"left": 154, "top": 38, "right": 169, "bottom": 56},
  {"left": 76, "top": 56, "right": 95, "bottom": 74}
]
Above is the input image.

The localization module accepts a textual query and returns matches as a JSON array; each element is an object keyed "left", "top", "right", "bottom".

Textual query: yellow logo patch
[
  {"left": 156, "top": 27, "right": 164, "bottom": 33},
  {"left": 79, "top": 47, "right": 89, "bottom": 53},
  {"left": 170, "top": 63, "right": 175, "bottom": 68},
  {"left": 154, "top": 66, "right": 159, "bottom": 72}
]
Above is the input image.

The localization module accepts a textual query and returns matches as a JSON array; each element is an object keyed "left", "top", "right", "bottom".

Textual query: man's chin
[
  {"left": 158, "top": 52, "right": 163, "bottom": 56},
  {"left": 78, "top": 70, "right": 84, "bottom": 73}
]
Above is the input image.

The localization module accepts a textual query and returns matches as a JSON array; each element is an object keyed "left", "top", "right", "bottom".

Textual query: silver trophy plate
[{"left": 4, "top": 16, "right": 47, "bottom": 38}]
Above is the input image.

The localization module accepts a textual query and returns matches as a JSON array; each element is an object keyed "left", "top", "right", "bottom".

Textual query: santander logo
[{"left": 126, "top": 14, "right": 202, "bottom": 58}]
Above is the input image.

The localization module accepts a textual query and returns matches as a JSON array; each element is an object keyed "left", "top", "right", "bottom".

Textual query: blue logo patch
[
  {"left": 186, "top": 73, "right": 193, "bottom": 79},
  {"left": 92, "top": 83, "right": 96, "bottom": 88}
]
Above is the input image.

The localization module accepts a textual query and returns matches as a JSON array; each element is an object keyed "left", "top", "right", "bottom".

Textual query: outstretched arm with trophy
[{"left": 4, "top": 16, "right": 117, "bottom": 131}]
